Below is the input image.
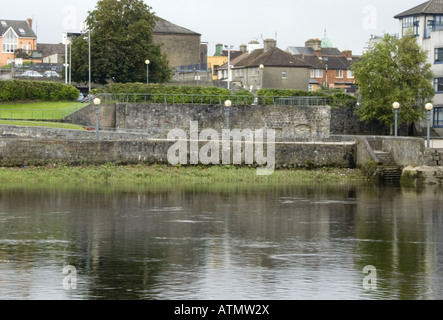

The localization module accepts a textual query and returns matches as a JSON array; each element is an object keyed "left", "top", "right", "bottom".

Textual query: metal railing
[{"left": 94, "top": 93, "right": 356, "bottom": 107}]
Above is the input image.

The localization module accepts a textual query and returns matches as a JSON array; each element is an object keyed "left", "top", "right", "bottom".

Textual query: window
[
  {"left": 435, "top": 48, "right": 443, "bottom": 63},
  {"left": 434, "top": 15, "right": 443, "bottom": 31},
  {"left": 310, "top": 69, "right": 315, "bottom": 78},
  {"left": 282, "top": 71, "right": 287, "bottom": 79},
  {"left": 402, "top": 16, "right": 419, "bottom": 36},
  {"left": 315, "top": 69, "right": 323, "bottom": 78},
  {"left": 2, "top": 28, "right": 18, "bottom": 53},
  {"left": 347, "top": 70, "right": 354, "bottom": 78},
  {"left": 434, "top": 78, "right": 443, "bottom": 92},
  {"left": 18, "top": 28, "right": 26, "bottom": 35},
  {"left": 434, "top": 107, "right": 443, "bottom": 127},
  {"left": 336, "top": 70, "right": 343, "bottom": 78}
]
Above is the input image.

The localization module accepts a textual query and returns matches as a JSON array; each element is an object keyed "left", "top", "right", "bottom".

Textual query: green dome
[{"left": 321, "top": 36, "right": 333, "bottom": 48}]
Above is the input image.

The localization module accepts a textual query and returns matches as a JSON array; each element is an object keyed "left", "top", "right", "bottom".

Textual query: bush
[
  {"left": 0, "top": 80, "right": 80, "bottom": 102},
  {"left": 91, "top": 83, "right": 255, "bottom": 105}
]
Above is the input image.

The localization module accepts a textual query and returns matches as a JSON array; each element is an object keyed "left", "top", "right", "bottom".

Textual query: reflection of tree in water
[
  {"left": 354, "top": 185, "right": 442, "bottom": 300},
  {"left": 1, "top": 184, "right": 442, "bottom": 299}
]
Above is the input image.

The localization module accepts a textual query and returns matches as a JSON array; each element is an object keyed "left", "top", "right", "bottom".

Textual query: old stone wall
[
  {"left": 115, "top": 103, "right": 331, "bottom": 140},
  {"left": 0, "top": 138, "right": 355, "bottom": 168}
]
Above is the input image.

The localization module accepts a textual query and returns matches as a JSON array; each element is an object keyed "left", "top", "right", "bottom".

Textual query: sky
[{"left": 2, "top": 0, "right": 426, "bottom": 55}]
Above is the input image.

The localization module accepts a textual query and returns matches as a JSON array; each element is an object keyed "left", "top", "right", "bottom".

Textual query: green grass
[
  {"left": 0, "top": 164, "right": 367, "bottom": 191},
  {"left": 0, "top": 101, "right": 80, "bottom": 120},
  {"left": 0, "top": 120, "right": 86, "bottom": 130}
]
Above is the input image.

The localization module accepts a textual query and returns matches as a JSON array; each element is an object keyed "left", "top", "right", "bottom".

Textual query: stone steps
[{"left": 375, "top": 151, "right": 403, "bottom": 183}]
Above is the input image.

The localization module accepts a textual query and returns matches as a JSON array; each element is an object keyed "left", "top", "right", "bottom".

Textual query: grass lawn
[
  {"left": 0, "top": 120, "right": 86, "bottom": 130},
  {"left": 0, "top": 101, "right": 82, "bottom": 120}
]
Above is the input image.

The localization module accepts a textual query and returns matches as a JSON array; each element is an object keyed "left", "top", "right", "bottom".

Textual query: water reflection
[{"left": 0, "top": 183, "right": 442, "bottom": 300}]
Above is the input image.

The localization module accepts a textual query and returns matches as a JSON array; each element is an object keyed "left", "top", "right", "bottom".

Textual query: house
[
  {"left": 394, "top": 0, "right": 443, "bottom": 133},
  {"left": 0, "top": 18, "right": 41, "bottom": 66},
  {"left": 218, "top": 39, "right": 310, "bottom": 91},
  {"left": 207, "top": 43, "right": 247, "bottom": 80},
  {"left": 38, "top": 43, "right": 65, "bottom": 64},
  {"left": 287, "top": 37, "right": 360, "bottom": 92},
  {"left": 153, "top": 17, "right": 205, "bottom": 69}
]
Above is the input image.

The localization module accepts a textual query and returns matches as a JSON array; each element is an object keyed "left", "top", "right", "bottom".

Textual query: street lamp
[
  {"left": 145, "top": 60, "right": 150, "bottom": 84},
  {"left": 225, "top": 45, "right": 233, "bottom": 90},
  {"left": 393, "top": 102, "right": 400, "bottom": 137},
  {"left": 94, "top": 98, "right": 101, "bottom": 141},
  {"left": 259, "top": 64, "right": 264, "bottom": 90},
  {"left": 225, "top": 100, "right": 232, "bottom": 130},
  {"left": 425, "top": 103, "right": 433, "bottom": 148}
]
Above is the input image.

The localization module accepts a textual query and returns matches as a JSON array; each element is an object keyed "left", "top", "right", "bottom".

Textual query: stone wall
[
  {"left": 0, "top": 138, "right": 355, "bottom": 169},
  {"left": 330, "top": 108, "right": 410, "bottom": 136},
  {"left": 115, "top": 103, "right": 331, "bottom": 140}
]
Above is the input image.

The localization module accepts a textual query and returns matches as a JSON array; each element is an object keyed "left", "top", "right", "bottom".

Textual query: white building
[{"left": 395, "top": 0, "right": 443, "bottom": 134}]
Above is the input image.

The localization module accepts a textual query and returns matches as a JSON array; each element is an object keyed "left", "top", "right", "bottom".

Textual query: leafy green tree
[
  {"left": 71, "top": 0, "right": 171, "bottom": 85},
  {"left": 352, "top": 33, "right": 434, "bottom": 128}
]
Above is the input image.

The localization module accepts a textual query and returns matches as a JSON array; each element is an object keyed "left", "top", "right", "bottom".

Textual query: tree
[
  {"left": 352, "top": 33, "right": 434, "bottom": 129},
  {"left": 71, "top": 0, "right": 171, "bottom": 85}
]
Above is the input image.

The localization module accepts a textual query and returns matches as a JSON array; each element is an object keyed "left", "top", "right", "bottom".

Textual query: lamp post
[
  {"left": 425, "top": 103, "right": 434, "bottom": 148},
  {"left": 145, "top": 60, "right": 150, "bottom": 84},
  {"left": 259, "top": 64, "right": 264, "bottom": 90},
  {"left": 225, "top": 45, "right": 233, "bottom": 90},
  {"left": 393, "top": 102, "right": 400, "bottom": 137},
  {"left": 225, "top": 100, "right": 232, "bottom": 130},
  {"left": 94, "top": 98, "right": 101, "bottom": 141}
]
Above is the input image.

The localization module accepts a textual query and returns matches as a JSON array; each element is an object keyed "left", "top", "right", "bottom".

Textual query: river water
[{"left": 0, "top": 182, "right": 442, "bottom": 300}]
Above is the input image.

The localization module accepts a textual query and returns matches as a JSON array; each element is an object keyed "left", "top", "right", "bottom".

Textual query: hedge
[
  {"left": 257, "top": 88, "right": 357, "bottom": 107},
  {"left": 91, "top": 83, "right": 255, "bottom": 105},
  {"left": 0, "top": 80, "right": 80, "bottom": 102}
]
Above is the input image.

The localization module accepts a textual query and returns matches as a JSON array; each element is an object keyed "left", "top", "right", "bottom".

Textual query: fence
[{"left": 94, "top": 93, "right": 356, "bottom": 108}]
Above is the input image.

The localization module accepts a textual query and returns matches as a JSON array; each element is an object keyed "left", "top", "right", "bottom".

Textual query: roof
[
  {"left": 220, "top": 47, "right": 310, "bottom": 70},
  {"left": 0, "top": 19, "right": 36, "bottom": 38},
  {"left": 295, "top": 54, "right": 358, "bottom": 70},
  {"left": 154, "top": 17, "right": 200, "bottom": 36},
  {"left": 394, "top": 0, "right": 443, "bottom": 18},
  {"left": 37, "top": 43, "right": 66, "bottom": 58}
]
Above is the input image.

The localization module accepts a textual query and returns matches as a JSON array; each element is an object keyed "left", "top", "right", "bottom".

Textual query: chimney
[
  {"left": 342, "top": 50, "right": 353, "bottom": 59},
  {"left": 264, "top": 39, "right": 277, "bottom": 51},
  {"left": 240, "top": 44, "right": 247, "bottom": 53},
  {"left": 248, "top": 40, "right": 260, "bottom": 53},
  {"left": 27, "top": 18, "right": 32, "bottom": 29},
  {"left": 214, "top": 43, "right": 223, "bottom": 57},
  {"left": 305, "top": 39, "right": 322, "bottom": 51}
]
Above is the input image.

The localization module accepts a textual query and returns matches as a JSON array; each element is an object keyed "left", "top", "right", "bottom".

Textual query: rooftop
[
  {"left": 394, "top": 0, "right": 443, "bottom": 19},
  {"left": 153, "top": 17, "right": 200, "bottom": 36},
  {"left": 0, "top": 19, "right": 36, "bottom": 38}
]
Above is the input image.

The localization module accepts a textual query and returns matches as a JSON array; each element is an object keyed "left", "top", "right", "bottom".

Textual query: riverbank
[{"left": 0, "top": 164, "right": 368, "bottom": 188}]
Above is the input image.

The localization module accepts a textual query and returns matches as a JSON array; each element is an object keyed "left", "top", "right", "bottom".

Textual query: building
[
  {"left": 287, "top": 36, "right": 360, "bottom": 92},
  {"left": 218, "top": 39, "right": 310, "bottom": 91},
  {"left": 0, "top": 18, "right": 41, "bottom": 66},
  {"left": 153, "top": 17, "right": 204, "bottom": 69},
  {"left": 38, "top": 43, "right": 65, "bottom": 64},
  {"left": 207, "top": 43, "right": 247, "bottom": 80},
  {"left": 394, "top": 0, "right": 443, "bottom": 132}
]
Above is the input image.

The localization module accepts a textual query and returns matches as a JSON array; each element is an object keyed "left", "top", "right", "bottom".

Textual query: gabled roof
[
  {"left": 0, "top": 19, "right": 36, "bottom": 38},
  {"left": 287, "top": 46, "right": 342, "bottom": 56},
  {"left": 295, "top": 54, "right": 358, "bottom": 70},
  {"left": 154, "top": 17, "right": 200, "bottom": 36},
  {"left": 37, "top": 43, "right": 66, "bottom": 58},
  {"left": 394, "top": 0, "right": 443, "bottom": 19},
  {"left": 219, "top": 47, "right": 309, "bottom": 70},
  {"left": 244, "top": 47, "right": 310, "bottom": 68}
]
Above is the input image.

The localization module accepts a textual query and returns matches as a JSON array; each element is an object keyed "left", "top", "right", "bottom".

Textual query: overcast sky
[{"left": 3, "top": 0, "right": 425, "bottom": 55}]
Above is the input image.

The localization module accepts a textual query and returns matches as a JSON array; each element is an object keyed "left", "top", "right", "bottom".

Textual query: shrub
[
  {"left": 91, "top": 83, "right": 254, "bottom": 105},
  {"left": 0, "top": 80, "right": 80, "bottom": 102}
]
